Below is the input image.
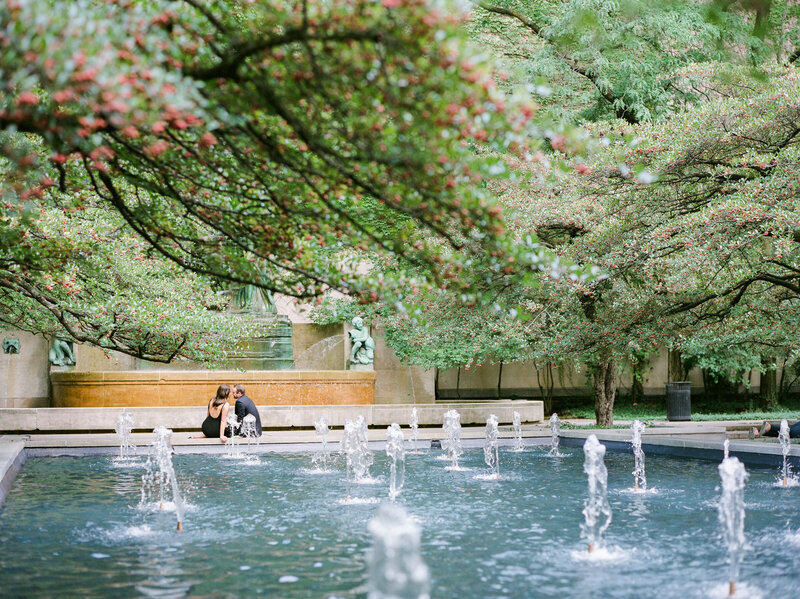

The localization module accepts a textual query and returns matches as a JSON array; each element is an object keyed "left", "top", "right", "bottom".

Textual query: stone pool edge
[
  {"left": 0, "top": 437, "right": 26, "bottom": 507},
  {"left": 559, "top": 430, "right": 800, "bottom": 469}
]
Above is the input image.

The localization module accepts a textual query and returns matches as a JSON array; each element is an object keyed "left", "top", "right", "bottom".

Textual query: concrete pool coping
[{"left": 2, "top": 419, "right": 799, "bottom": 506}]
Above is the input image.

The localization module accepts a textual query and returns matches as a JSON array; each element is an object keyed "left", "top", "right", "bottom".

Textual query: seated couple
[{"left": 198, "top": 383, "right": 263, "bottom": 443}]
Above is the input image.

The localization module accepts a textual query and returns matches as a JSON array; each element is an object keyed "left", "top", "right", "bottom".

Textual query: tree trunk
[
  {"left": 629, "top": 353, "right": 649, "bottom": 404},
  {"left": 760, "top": 356, "right": 777, "bottom": 409},
  {"left": 630, "top": 376, "right": 644, "bottom": 404},
  {"left": 593, "top": 358, "right": 617, "bottom": 426},
  {"left": 535, "top": 360, "right": 554, "bottom": 415},
  {"left": 668, "top": 349, "right": 683, "bottom": 382},
  {"left": 497, "top": 361, "right": 504, "bottom": 400}
]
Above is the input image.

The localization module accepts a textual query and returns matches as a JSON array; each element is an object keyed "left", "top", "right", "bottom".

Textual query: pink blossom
[
  {"left": 145, "top": 140, "right": 169, "bottom": 156},
  {"left": 16, "top": 91, "right": 39, "bottom": 105}
]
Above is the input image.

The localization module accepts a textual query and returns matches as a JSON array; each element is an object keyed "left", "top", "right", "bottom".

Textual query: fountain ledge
[{"left": 0, "top": 400, "right": 544, "bottom": 433}]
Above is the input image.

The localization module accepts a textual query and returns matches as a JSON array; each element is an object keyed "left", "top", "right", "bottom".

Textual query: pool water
[{"left": 0, "top": 446, "right": 798, "bottom": 598}]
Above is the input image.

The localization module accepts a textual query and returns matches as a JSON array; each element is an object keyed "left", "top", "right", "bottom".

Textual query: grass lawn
[{"left": 558, "top": 395, "right": 800, "bottom": 425}]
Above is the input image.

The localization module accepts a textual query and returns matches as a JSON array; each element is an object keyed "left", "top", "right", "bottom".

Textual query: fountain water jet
[
  {"left": 581, "top": 435, "right": 612, "bottom": 553},
  {"left": 778, "top": 420, "right": 792, "bottom": 487},
  {"left": 718, "top": 457, "right": 748, "bottom": 596},
  {"left": 483, "top": 414, "right": 500, "bottom": 479},
  {"left": 386, "top": 423, "right": 406, "bottom": 501},
  {"left": 141, "top": 426, "right": 185, "bottom": 531},
  {"left": 240, "top": 413, "right": 257, "bottom": 438},
  {"left": 630, "top": 420, "right": 647, "bottom": 492},
  {"left": 366, "top": 503, "right": 430, "bottom": 599},
  {"left": 340, "top": 419, "right": 359, "bottom": 500},
  {"left": 225, "top": 412, "right": 242, "bottom": 458},
  {"left": 356, "top": 415, "right": 374, "bottom": 478},
  {"left": 511, "top": 411, "right": 524, "bottom": 452},
  {"left": 339, "top": 416, "right": 373, "bottom": 501},
  {"left": 441, "top": 410, "right": 463, "bottom": 470},
  {"left": 549, "top": 413, "right": 561, "bottom": 457},
  {"left": 115, "top": 410, "right": 136, "bottom": 460},
  {"left": 723, "top": 439, "right": 730, "bottom": 460},
  {"left": 312, "top": 417, "right": 331, "bottom": 471},
  {"left": 240, "top": 414, "right": 260, "bottom": 463},
  {"left": 409, "top": 408, "right": 419, "bottom": 454}
]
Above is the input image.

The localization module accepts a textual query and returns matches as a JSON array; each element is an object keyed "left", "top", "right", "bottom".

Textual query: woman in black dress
[{"left": 199, "top": 384, "right": 232, "bottom": 442}]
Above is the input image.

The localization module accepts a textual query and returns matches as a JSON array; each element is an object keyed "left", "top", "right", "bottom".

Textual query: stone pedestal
[{"left": 350, "top": 363, "right": 374, "bottom": 372}]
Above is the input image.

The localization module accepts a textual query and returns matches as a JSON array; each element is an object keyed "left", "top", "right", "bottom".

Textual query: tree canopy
[
  {"left": 1, "top": 0, "right": 596, "bottom": 360},
  {"left": 5, "top": 0, "right": 798, "bottom": 418},
  {"left": 333, "top": 64, "right": 800, "bottom": 424},
  {"left": 472, "top": 0, "right": 796, "bottom": 124}
]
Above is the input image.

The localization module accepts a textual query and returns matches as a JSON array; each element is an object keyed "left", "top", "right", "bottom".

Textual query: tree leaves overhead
[
  {"left": 0, "top": 189, "right": 267, "bottom": 364},
  {"left": 1, "top": 0, "right": 576, "bottom": 306},
  {"left": 471, "top": 0, "right": 790, "bottom": 124}
]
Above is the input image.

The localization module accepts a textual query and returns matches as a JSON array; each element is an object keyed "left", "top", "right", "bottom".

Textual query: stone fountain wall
[
  {"left": 1, "top": 322, "right": 437, "bottom": 407},
  {"left": 51, "top": 370, "right": 376, "bottom": 408}
]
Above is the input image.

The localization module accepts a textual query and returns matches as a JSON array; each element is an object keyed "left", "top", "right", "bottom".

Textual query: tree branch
[{"left": 476, "top": 1, "right": 639, "bottom": 123}]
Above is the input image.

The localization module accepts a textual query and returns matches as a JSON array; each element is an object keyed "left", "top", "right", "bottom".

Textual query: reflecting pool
[{"left": 1, "top": 446, "right": 798, "bottom": 598}]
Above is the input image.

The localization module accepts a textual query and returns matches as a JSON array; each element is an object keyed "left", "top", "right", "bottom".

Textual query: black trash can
[{"left": 665, "top": 382, "right": 692, "bottom": 421}]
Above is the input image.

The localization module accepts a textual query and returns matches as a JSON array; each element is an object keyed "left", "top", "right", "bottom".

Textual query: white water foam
[
  {"left": 706, "top": 582, "right": 763, "bottom": 599},
  {"left": 544, "top": 451, "right": 570, "bottom": 458},
  {"left": 300, "top": 467, "right": 334, "bottom": 475},
  {"left": 219, "top": 453, "right": 247, "bottom": 460},
  {"left": 772, "top": 475, "right": 800, "bottom": 488},
  {"left": 110, "top": 458, "right": 145, "bottom": 469},
  {"left": 353, "top": 476, "right": 382, "bottom": 485},
  {"left": 617, "top": 487, "right": 660, "bottom": 496},
  {"left": 570, "top": 545, "right": 628, "bottom": 563},
  {"left": 338, "top": 497, "right": 380, "bottom": 506},
  {"left": 136, "top": 500, "right": 196, "bottom": 514},
  {"left": 786, "top": 529, "right": 800, "bottom": 546}
]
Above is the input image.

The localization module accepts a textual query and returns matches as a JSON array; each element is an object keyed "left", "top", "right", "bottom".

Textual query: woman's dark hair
[{"left": 211, "top": 384, "right": 231, "bottom": 406}]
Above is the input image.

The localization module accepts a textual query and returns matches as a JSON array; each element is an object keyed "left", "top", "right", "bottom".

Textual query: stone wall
[
  {"left": 292, "top": 323, "right": 346, "bottom": 370},
  {"left": 0, "top": 324, "right": 773, "bottom": 408},
  {"left": 0, "top": 331, "right": 49, "bottom": 408},
  {"left": 436, "top": 348, "right": 760, "bottom": 400},
  {"left": 371, "top": 325, "right": 434, "bottom": 404}
]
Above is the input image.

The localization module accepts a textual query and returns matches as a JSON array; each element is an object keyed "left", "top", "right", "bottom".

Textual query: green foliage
[
  {"left": 0, "top": 190, "right": 268, "bottom": 364},
  {"left": 0, "top": 0, "right": 610, "bottom": 359},
  {"left": 564, "top": 399, "right": 799, "bottom": 422},
  {"left": 0, "top": 0, "right": 593, "bottom": 309},
  {"left": 367, "top": 65, "right": 800, "bottom": 426},
  {"left": 471, "top": 0, "right": 791, "bottom": 124}
]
